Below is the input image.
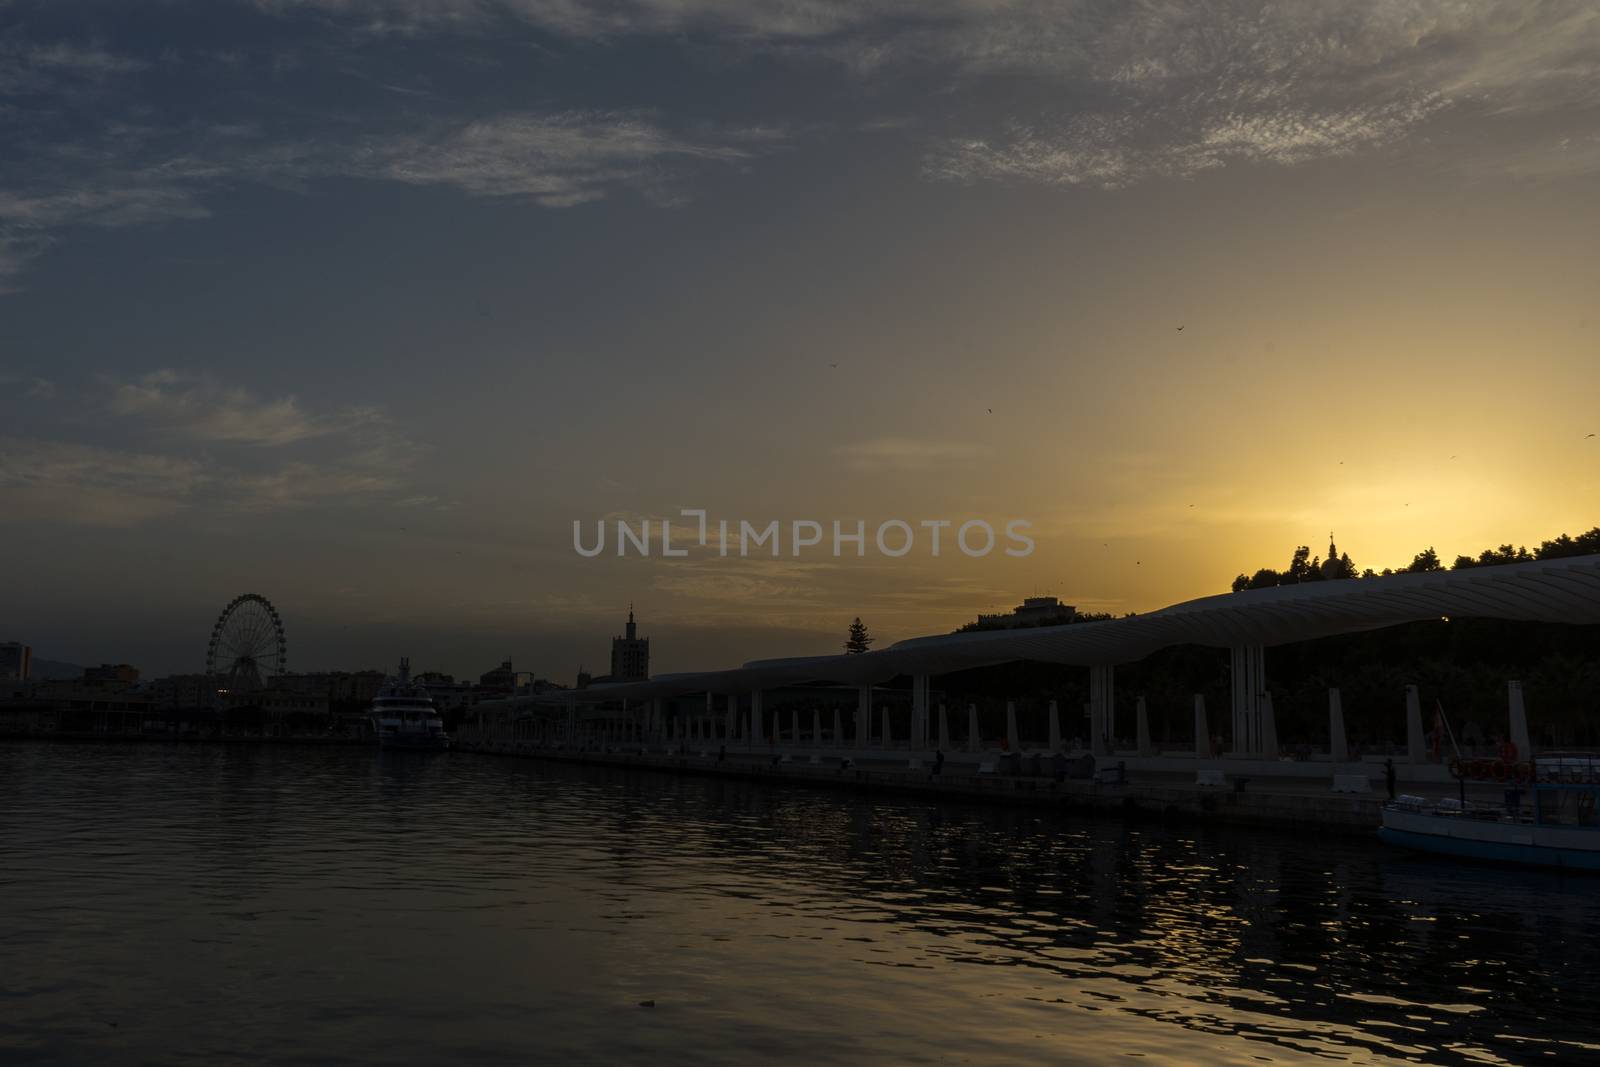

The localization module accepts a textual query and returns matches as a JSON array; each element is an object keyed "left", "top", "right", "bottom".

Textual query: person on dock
[{"left": 1384, "top": 758, "right": 1396, "bottom": 800}]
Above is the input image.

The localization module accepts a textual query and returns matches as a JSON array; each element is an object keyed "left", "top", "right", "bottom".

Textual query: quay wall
[{"left": 453, "top": 741, "right": 1393, "bottom": 836}]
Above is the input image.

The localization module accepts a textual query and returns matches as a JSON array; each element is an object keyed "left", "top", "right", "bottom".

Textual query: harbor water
[{"left": 3, "top": 741, "right": 1598, "bottom": 1065}]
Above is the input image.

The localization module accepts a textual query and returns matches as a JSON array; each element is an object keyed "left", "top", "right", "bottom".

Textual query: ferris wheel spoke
[
  {"left": 234, "top": 610, "right": 262, "bottom": 650},
  {"left": 207, "top": 594, "right": 286, "bottom": 685}
]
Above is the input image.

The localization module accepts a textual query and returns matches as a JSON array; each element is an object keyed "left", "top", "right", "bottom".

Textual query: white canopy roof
[{"left": 571, "top": 553, "right": 1600, "bottom": 703}]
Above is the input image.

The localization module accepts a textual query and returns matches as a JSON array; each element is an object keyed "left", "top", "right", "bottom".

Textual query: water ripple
[{"left": 2, "top": 742, "right": 1598, "bottom": 1065}]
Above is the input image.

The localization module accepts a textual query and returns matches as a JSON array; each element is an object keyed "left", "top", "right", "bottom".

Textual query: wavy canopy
[{"left": 567, "top": 553, "right": 1600, "bottom": 703}]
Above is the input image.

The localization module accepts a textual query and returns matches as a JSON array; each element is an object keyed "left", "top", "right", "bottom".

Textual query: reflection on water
[{"left": 2, "top": 741, "right": 1597, "bottom": 1065}]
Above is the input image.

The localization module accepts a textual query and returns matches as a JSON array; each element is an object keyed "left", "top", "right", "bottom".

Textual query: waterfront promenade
[{"left": 450, "top": 738, "right": 1510, "bottom": 836}]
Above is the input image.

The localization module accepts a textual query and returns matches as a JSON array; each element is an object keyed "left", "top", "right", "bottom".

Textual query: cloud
[
  {"left": 3, "top": 1, "right": 1598, "bottom": 285},
  {"left": 0, "top": 39, "right": 146, "bottom": 95},
  {"left": 834, "top": 437, "right": 994, "bottom": 473},
  {"left": 107, "top": 370, "right": 370, "bottom": 446},
  {"left": 0, "top": 432, "right": 417, "bottom": 524},
  {"left": 0, "top": 370, "right": 435, "bottom": 524},
  {"left": 366, "top": 111, "right": 765, "bottom": 207},
  {"left": 0, "top": 106, "right": 782, "bottom": 283},
  {"left": 921, "top": 2, "right": 1600, "bottom": 188},
  {"left": 0, "top": 437, "right": 212, "bottom": 526},
  {"left": 249, "top": 0, "right": 902, "bottom": 40}
]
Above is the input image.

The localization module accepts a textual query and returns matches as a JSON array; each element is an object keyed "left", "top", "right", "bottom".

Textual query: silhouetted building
[
  {"left": 479, "top": 659, "right": 516, "bottom": 693},
  {"left": 0, "top": 642, "right": 30, "bottom": 682},
  {"left": 975, "top": 596, "right": 1076, "bottom": 630},
  {"left": 83, "top": 663, "right": 140, "bottom": 688},
  {"left": 151, "top": 673, "right": 220, "bottom": 709},
  {"left": 609, "top": 607, "right": 649, "bottom": 682}
]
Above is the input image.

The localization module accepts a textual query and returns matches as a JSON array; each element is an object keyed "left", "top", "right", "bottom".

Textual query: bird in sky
[
  {"left": 987, "top": 408, "right": 993, "bottom": 413},
  {"left": 1588, "top": 433, "right": 1596, "bottom": 438},
  {"left": 1176, "top": 325, "right": 1184, "bottom": 331},
  {"left": 829, "top": 362, "right": 838, "bottom": 368}
]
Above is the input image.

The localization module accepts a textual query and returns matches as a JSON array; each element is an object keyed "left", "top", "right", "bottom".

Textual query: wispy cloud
[
  {"left": 0, "top": 432, "right": 415, "bottom": 525},
  {"left": 3, "top": 0, "right": 1598, "bottom": 286},
  {"left": 0, "top": 39, "right": 146, "bottom": 95},
  {"left": 834, "top": 437, "right": 993, "bottom": 473},
  {"left": 922, "top": 2, "right": 1600, "bottom": 188},
  {"left": 0, "top": 105, "right": 784, "bottom": 282},
  {"left": 107, "top": 370, "right": 374, "bottom": 446},
  {"left": 0, "top": 370, "right": 437, "bottom": 525},
  {"left": 368, "top": 111, "right": 766, "bottom": 207}
]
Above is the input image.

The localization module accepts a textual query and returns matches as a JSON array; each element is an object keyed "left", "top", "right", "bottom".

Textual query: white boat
[
  {"left": 1378, "top": 754, "right": 1600, "bottom": 870},
  {"left": 370, "top": 657, "right": 450, "bottom": 751}
]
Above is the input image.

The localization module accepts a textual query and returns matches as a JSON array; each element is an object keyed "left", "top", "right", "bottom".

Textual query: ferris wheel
[{"left": 206, "top": 593, "right": 287, "bottom": 691}]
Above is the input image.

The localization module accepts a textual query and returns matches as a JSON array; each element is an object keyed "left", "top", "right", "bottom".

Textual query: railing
[{"left": 1447, "top": 751, "right": 1600, "bottom": 785}]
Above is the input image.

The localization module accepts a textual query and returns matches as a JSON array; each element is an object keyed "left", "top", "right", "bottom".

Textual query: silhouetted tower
[{"left": 610, "top": 604, "right": 649, "bottom": 682}]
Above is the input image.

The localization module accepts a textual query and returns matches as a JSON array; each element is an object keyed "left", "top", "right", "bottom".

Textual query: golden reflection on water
[{"left": 2, "top": 741, "right": 1597, "bottom": 1066}]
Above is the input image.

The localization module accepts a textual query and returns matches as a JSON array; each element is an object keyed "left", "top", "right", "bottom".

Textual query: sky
[{"left": 2, "top": 0, "right": 1599, "bottom": 681}]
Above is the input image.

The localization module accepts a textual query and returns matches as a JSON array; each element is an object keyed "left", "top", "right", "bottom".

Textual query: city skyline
[{"left": 4, "top": 2, "right": 1600, "bottom": 679}]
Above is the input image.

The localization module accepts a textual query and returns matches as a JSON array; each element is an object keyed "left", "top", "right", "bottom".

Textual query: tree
[
  {"left": 1406, "top": 547, "right": 1444, "bottom": 573},
  {"left": 1453, "top": 544, "right": 1533, "bottom": 569},
  {"left": 845, "top": 617, "right": 873, "bottom": 654},
  {"left": 1286, "top": 545, "right": 1316, "bottom": 582}
]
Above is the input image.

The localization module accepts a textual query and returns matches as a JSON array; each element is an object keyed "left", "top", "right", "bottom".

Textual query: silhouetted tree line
[
  {"left": 955, "top": 610, "right": 1118, "bottom": 634},
  {"left": 910, "top": 526, "right": 1600, "bottom": 750},
  {"left": 1231, "top": 527, "right": 1600, "bottom": 592}
]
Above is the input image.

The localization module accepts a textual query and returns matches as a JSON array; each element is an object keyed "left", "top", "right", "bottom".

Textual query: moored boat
[
  {"left": 370, "top": 657, "right": 450, "bottom": 751},
  {"left": 1379, "top": 753, "right": 1600, "bottom": 870}
]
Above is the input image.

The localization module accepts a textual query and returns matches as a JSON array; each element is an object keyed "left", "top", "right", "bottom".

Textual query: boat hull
[
  {"left": 378, "top": 735, "right": 450, "bottom": 752},
  {"left": 1379, "top": 808, "right": 1600, "bottom": 871}
]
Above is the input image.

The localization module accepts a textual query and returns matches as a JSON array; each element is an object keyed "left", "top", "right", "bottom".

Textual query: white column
[
  {"left": 1047, "top": 700, "right": 1061, "bottom": 753},
  {"left": 1405, "top": 684, "right": 1425, "bottom": 764},
  {"left": 856, "top": 685, "right": 871, "bottom": 748},
  {"left": 812, "top": 708, "right": 821, "bottom": 745},
  {"left": 937, "top": 703, "right": 951, "bottom": 750},
  {"left": 1261, "top": 691, "right": 1279, "bottom": 760},
  {"left": 1136, "top": 695, "right": 1153, "bottom": 756},
  {"left": 1328, "top": 688, "right": 1348, "bottom": 762},
  {"left": 967, "top": 703, "right": 981, "bottom": 753},
  {"left": 1194, "top": 694, "right": 1208, "bottom": 758},
  {"left": 790, "top": 708, "right": 800, "bottom": 747},
  {"left": 752, "top": 690, "right": 764, "bottom": 744},
  {"left": 880, "top": 705, "right": 892, "bottom": 747},
  {"left": 1005, "top": 701, "right": 1020, "bottom": 752},
  {"left": 1509, "top": 680, "right": 1533, "bottom": 761},
  {"left": 772, "top": 710, "right": 781, "bottom": 745}
]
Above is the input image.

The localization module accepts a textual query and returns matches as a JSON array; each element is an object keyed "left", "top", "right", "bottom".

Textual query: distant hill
[{"left": 27, "top": 659, "right": 83, "bottom": 681}]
